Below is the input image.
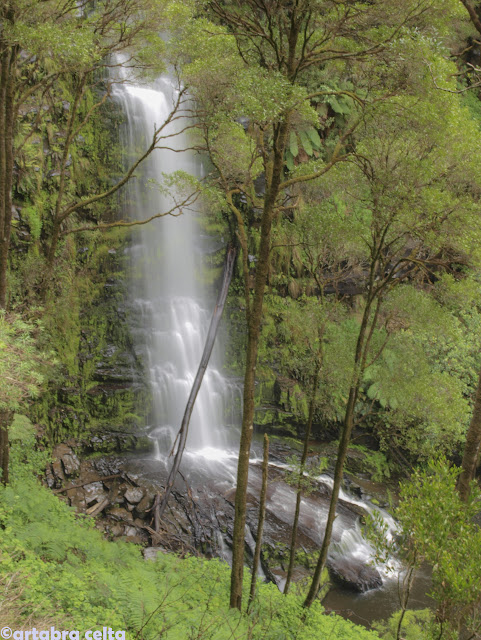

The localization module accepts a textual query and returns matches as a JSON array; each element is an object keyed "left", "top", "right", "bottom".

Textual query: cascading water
[
  {"left": 112, "top": 64, "right": 408, "bottom": 622},
  {"left": 114, "top": 71, "right": 240, "bottom": 460}
]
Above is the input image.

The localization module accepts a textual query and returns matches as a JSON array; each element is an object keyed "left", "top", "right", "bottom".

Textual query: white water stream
[
  {"left": 114, "top": 71, "right": 241, "bottom": 457},
  {"left": 114, "top": 68, "right": 399, "bottom": 598}
]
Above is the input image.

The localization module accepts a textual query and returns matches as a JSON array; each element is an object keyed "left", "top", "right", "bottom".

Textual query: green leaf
[
  {"left": 328, "top": 96, "right": 350, "bottom": 115},
  {"left": 289, "top": 131, "right": 299, "bottom": 157},
  {"left": 299, "top": 130, "right": 313, "bottom": 156},
  {"left": 285, "top": 149, "right": 295, "bottom": 171},
  {"left": 306, "top": 127, "right": 322, "bottom": 150}
]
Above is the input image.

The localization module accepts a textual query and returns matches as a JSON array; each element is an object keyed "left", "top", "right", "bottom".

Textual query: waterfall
[
  {"left": 113, "top": 65, "right": 400, "bottom": 602},
  {"left": 114, "top": 72, "right": 239, "bottom": 458}
]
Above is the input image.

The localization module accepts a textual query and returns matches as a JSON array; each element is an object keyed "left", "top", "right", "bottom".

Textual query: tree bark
[
  {"left": 229, "top": 118, "right": 290, "bottom": 610},
  {"left": 457, "top": 365, "right": 481, "bottom": 501},
  {"left": 459, "top": 0, "right": 481, "bottom": 37},
  {"left": 0, "top": 45, "right": 7, "bottom": 310},
  {"left": 284, "top": 369, "right": 319, "bottom": 594},
  {"left": 0, "top": 37, "right": 17, "bottom": 310},
  {"left": 248, "top": 433, "right": 269, "bottom": 612},
  {"left": 157, "top": 245, "right": 236, "bottom": 520},
  {"left": 303, "top": 294, "right": 375, "bottom": 608},
  {"left": 154, "top": 492, "right": 161, "bottom": 534},
  {"left": 0, "top": 410, "right": 12, "bottom": 485}
]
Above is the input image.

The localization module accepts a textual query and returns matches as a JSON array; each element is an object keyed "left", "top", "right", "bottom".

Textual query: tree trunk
[
  {"left": 396, "top": 563, "right": 417, "bottom": 640},
  {"left": 457, "top": 365, "right": 481, "bottom": 501},
  {"left": 0, "top": 410, "right": 12, "bottom": 485},
  {"left": 0, "top": 41, "right": 16, "bottom": 310},
  {"left": 284, "top": 369, "right": 319, "bottom": 594},
  {"left": 157, "top": 245, "right": 236, "bottom": 520},
  {"left": 248, "top": 433, "right": 269, "bottom": 611},
  {"left": 303, "top": 296, "right": 375, "bottom": 608},
  {"left": 229, "top": 119, "right": 290, "bottom": 610}
]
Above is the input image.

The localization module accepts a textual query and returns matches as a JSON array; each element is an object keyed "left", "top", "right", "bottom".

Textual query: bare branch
[{"left": 60, "top": 192, "right": 200, "bottom": 236}]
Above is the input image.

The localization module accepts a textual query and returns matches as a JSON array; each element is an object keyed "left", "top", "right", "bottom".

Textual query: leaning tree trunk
[
  {"left": 157, "top": 245, "right": 236, "bottom": 520},
  {"left": 458, "top": 365, "right": 481, "bottom": 501}
]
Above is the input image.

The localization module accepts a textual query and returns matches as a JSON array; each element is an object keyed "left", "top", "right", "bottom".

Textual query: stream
[{"left": 111, "top": 65, "right": 432, "bottom": 627}]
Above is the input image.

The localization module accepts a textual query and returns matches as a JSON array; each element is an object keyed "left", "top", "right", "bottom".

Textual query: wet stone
[
  {"left": 84, "top": 481, "right": 108, "bottom": 506},
  {"left": 67, "top": 488, "right": 87, "bottom": 511},
  {"left": 108, "top": 507, "right": 134, "bottom": 522},
  {"left": 126, "top": 472, "right": 141, "bottom": 485},
  {"left": 327, "top": 556, "right": 382, "bottom": 593},
  {"left": 135, "top": 493, "right": 153, "bottom": 516},
  {"left": 107, "top": 523, "right": 124, "bottom": 538},
  {"left": 124, "top": 486, "right": 144, "bottom": 504},
  {"left": 51, "top": 458, "right": 65, "bottom": 482},
  {"left": 62, "top": 452, "right": 80, "bottom": 476},
  {"left": 124, "top": 535, "right": 145, "bottom": 545},
  {"left": 45, "top": 465, "right": 56, "bottom": 489}
]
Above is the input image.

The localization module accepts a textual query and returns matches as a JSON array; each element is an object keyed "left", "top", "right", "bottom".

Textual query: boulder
[
  {"left": 135, "top": 493, "right": 153, "bottom": 517},
  {"left": 51, "top": 458, "right": 65, "bottom": 483},
  {"left": 62, "top": 451, "right": 80, "bottom": 476},
  {"left": 107, "top": 506, "right": 134, "bottom": 522},
  {"left": 327, "top": 555, "right": 382, "bottom": 593},
  {"left": 124, "top": 486, "right": 144, "bottom": 504},
  {"left": 83, "top": 481, "right": 108, "bottom": 506},
  {"left": 144, "top": 547, "right": 168, "bottom": 561},
  {"left": 52, "top": 444, "right": 80, "bottom": 477}
]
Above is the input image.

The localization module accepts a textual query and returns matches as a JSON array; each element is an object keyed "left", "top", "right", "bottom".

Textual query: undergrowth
[{"left": 0, "top": 436, "right": 379, "bottom": 639}]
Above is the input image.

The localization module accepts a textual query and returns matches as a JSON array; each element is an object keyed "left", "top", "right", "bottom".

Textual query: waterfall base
[{"left": 47, "top": 436, "right": 401, "bottom": 597}]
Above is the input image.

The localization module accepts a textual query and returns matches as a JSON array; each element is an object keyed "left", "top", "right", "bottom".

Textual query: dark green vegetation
[{"left": 3, "top": 0, "right": 481, "bottom": 637}]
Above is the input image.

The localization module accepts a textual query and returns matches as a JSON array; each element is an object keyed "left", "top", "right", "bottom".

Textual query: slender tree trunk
[
  {"left": 0, "top": 41, "right": 16, "bottom": 310},
  {"left": 303, "top": 296, "right": 375, "bottom": 608},
  {"left": 230, "top": 119, "right": 290, "bottom": 610},
  {"left": 458, "top": 365, "right": 481, "bottom": 501},
  {"left": 284, "top": 369, "right": 319, "bottom": 594},
  {"left": 0, "top": 410, "right": 12, "bottom": 485},
  {"left": 396, "top": 562, "right": 417, "bottom": 640},
  {"left": 0, "top": 46, "right": 8, "bottom": 309},
  {"left": 248, "top": 433, "right": 269, "bottom": 612}
]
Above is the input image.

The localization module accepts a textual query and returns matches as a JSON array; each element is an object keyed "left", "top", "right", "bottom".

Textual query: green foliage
[
  {"left": 9, "top": 413, "right": 36, "bottom": 443},
  {"left": 346, "top": 445, "right": 393, "bottom": 482},
  {"left": 0, "top": 312, "right": 50, "bottom": 412},
  {"left": 372, "top": 609, "right": 433, "bottom": 640},
  {"left": 0, "top": 444, "right": 380, "bottom": 639},
  {"left": 259, "top": 295, "right": 349, "bottom": 423},
  {"left": 285, "top": 127, "right": 323, "bottom": 170},
  {"left": 366, "top": 459, "right": 481, "bottom": 639},
  {"left": 460, "top": 87, "right": 481, "bottom": 129},
  {"left": 362, "top": 284, "right": 481, "bottom": 458}
]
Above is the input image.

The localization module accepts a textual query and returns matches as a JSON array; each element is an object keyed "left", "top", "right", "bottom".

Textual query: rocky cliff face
[{"left": 33, "top": 239, "right": 151, "bottom": 454}]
